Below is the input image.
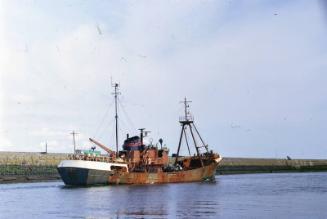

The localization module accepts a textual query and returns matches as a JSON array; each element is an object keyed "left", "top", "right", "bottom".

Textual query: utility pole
[
  {"left": 45, "top": 141, "right": 48, "bottom": 153},
  {"left": 112, "top": 82, "right": 121, "bottom": 156},
  {"left": 70, "top": 131, "right": 79, "bottom": 154}
]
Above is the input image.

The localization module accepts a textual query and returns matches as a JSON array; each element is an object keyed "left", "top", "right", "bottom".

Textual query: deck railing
[{"left": 179, "top": 115, "right": 194, "bottom": 122}]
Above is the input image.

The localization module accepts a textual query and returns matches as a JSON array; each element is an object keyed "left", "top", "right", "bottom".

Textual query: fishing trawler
[{"left": 57, "top": 84, "right": 222, "bottom": 185}]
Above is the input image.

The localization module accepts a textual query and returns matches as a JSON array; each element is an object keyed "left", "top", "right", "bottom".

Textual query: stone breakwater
[
  {"left": 0, "top": 152, "right": 327, "bottom": 183},
  {"left": 217, "top": 157, "right": 327, "bottom": 174}
]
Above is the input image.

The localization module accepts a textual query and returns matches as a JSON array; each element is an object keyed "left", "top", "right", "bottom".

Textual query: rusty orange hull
[{"left": 108, "top": 160, "right": 220, "bottom": 185}]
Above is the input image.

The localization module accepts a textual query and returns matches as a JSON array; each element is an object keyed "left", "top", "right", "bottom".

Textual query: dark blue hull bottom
[{"left": 57, "top": 167, "right": 112, "bottom": 186}]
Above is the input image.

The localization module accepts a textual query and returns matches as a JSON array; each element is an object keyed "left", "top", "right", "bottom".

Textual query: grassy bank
[
  {"left": 0, "top": 152, "right": 68, "bottom": 166},
  {"left": 0, "top": 152, "right": 67, "bottom": 183}
]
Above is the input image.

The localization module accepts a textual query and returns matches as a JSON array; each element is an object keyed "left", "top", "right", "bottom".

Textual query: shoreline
[
  {"left": 0, "top": 175, "right": 61, "bottom": 184},
  {"left": 1, "top": 152, "right": 327, "bottom": 184},
  {"left": 1, "top": 170, "right": 327, "bottom": 184}
]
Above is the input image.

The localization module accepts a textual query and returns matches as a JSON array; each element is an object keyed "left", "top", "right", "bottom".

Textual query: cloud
[
  {"left": 0, "top": 133, "right": 13, "bottom": 150},
  {"left": 1, "top": 1, "right": 327, "bottom": 157}
]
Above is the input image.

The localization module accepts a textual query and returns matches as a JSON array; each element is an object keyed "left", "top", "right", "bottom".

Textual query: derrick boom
[{"left": 89, "top": 138, "right": 114, "bottom": 154}]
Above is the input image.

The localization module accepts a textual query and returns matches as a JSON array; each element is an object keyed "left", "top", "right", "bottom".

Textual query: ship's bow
[{"left": 57, "top": 160, "right": 113, "bottom": 186}]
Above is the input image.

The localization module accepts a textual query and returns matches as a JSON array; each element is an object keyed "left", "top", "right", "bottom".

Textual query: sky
[{"left": 0, "top": 0, "right": 327, "bottom": 158}]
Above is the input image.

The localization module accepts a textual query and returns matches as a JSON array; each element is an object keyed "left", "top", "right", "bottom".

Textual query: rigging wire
[
  {"left": 92, "top": 99, "right": 115, "bottom": 139},
  {"left": 118, "top": 98, "right": 137, "bottom": 131},
  {"left": 91, "top": 118, "right": 116, "bottom": 153},
  {"left": 96, "top": 116, "right": 115, "bottom": 142},
  {"left": 117, "top": 113, "right": 132, "bottom": 137},
  {"left": 118, "top": 115, "right": 127, "bottom": 131},
  {"left": 97, "top": 121, "right": 117, "bottom": 151}
]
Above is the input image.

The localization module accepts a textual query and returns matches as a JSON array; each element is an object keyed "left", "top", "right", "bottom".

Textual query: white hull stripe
[{"left": 57, "top": 160, "right": 128, "bottom": 172}]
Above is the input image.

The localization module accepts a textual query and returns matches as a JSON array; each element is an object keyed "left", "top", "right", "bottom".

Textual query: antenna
[
  {"left": 111, "top": 80, "right": 121, "bottom": 156},
  {"left": 180, "top": 97, "right": 192, "bottom": 122},
  {"left": 70, "top": 131, "right": 79, "bottom": 154}
]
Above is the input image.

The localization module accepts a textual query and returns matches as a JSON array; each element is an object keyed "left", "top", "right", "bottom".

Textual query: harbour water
[{"left": 0, "top": 172, "right": 326, "bottom": 218}]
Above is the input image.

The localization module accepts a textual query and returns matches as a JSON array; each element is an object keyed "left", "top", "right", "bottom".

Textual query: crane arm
[{"left": 89, "top": 138, "right": 114, "bottom": 154}]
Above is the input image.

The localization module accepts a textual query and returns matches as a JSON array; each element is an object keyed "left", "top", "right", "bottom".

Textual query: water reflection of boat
[{"left": 57, "top": 84, "right": 222, "bottom": 185}]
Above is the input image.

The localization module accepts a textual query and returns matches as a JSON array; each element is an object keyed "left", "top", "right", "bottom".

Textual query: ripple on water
[{"left": 0, "top": 173, "right": 326, "bottom": 218}]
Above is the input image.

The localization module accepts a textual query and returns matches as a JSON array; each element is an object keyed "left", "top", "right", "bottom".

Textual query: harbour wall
[
  {"left": 217, "top": 157, "right": 327, "bottom": 174},
  {"left": 0, "top": 152, "right": 327, "bottom": 183}
]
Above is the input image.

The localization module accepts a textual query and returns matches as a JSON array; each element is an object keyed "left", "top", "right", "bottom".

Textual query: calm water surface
[{"left": 0, "top": 172, "right": 326, "bottom": 218}]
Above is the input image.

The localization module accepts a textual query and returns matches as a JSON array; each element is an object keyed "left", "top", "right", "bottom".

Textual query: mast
[
  {"left": 175, "top": 97, "right": 204, "bottom": 167},
  {"left": 112, "top": 82, "right": 121, "bottom": 156}
]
